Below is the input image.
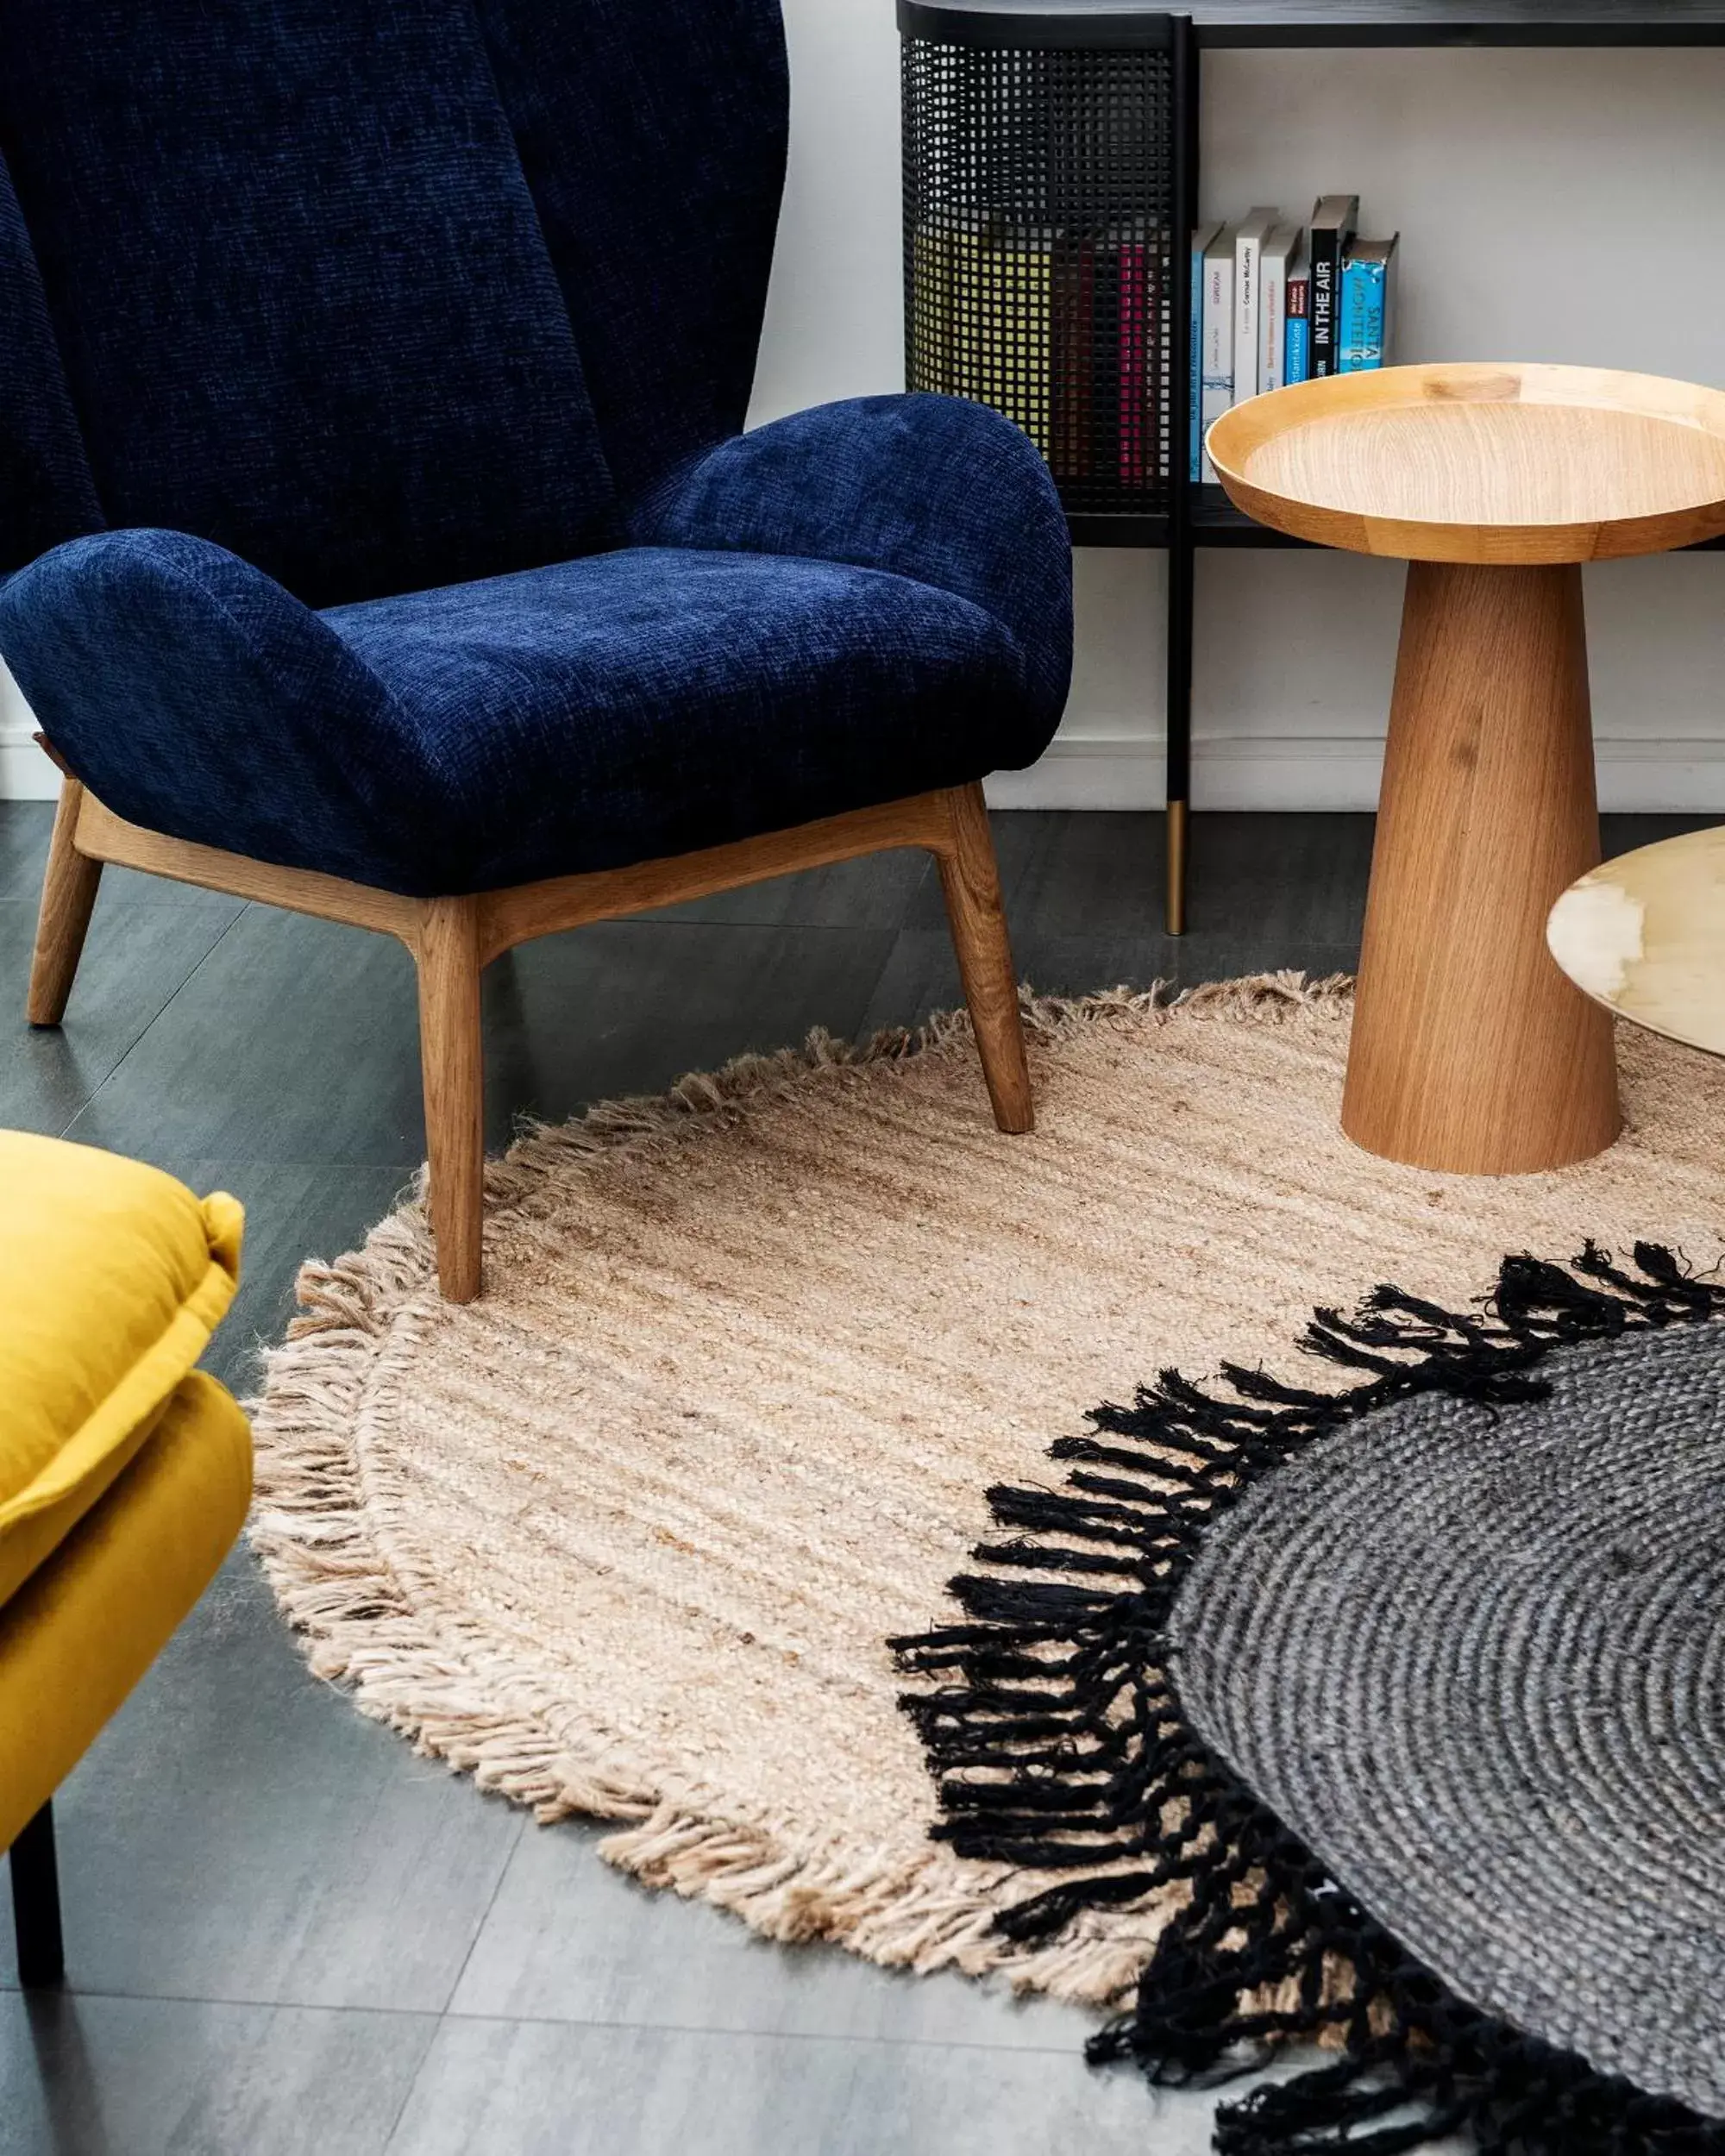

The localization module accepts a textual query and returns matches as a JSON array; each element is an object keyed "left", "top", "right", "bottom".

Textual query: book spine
[
  {"left": 1309, "top": 227, "right": 1341, "bottom": 379},
  {"left": 1051, "top": 240, "right": 1094, "bottom": 483},
  {"left": 1189, "top": 235, "right": 1206, "bottom": 481},
  {"left": 1233, "top": 229, "right": 1261, "bottom": 405},
  {"left": 1284, "top": 310, "right": 1310, "bottom": 386},
  {"left": 1260, "top": 252, "right": 1286, "bottom": 395},
  {"left": 1284, "top": 268, "right": 1310, "bottom": 386},
  {"left": 1338, "top": 254, "right": 1387, "bottom": 373},
  {"left": 1119, "top": 238, "right": 1148, "bottom": 487},
  {"left": 1089, "top": 240, "right": 1120, "bottom": 484},
  {"left": 1200, "top": 248, "right": 1233, "bottom": 483}
]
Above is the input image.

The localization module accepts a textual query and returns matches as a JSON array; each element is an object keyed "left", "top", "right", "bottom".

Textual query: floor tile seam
[
  {"left": 55, "top": 902, "right": 254, "bottom": 1139},
  {"left": 433, "top": 2000, "right": 1095, "bottom": 2058},
  {"left": 434, "top": 1813, "right": 531, "bottom": 2018},
  {"left": 0, "top": 1979, "right": 441, "bottom": 2021}
]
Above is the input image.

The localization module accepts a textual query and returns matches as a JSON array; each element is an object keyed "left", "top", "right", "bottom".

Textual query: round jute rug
[{"left": 249, "top": 975, "right": 1725, "bottom": 2007}]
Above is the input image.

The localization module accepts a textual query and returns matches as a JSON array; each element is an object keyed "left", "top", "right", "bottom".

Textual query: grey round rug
[
  {"left": 895, "top": 1246, "right": 1725, "bottom": 2153},
  {"left": 1172, "top": 1319, "right": 1725, "bottom": 2121}
]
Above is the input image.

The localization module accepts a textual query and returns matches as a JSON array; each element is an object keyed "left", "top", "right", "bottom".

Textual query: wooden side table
[{"left": 1209, "top": 362, "right": 1725, "bottom": 1175}]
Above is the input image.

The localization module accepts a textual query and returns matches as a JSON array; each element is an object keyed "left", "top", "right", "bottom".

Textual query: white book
[
  {"left": 1200, "top": 222, "right": 1236, "bottom": 483},
  {"left": 1259, "top": 221, "right": 1301, "bottom": 395},
  {"left": 1232, "top": 207, "right": 1280, "bottom": 408}
]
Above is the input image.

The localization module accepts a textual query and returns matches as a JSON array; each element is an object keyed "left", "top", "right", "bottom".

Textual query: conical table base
[{"left": 1341, "top": 560, "right": 1622, "bottom": 1174}]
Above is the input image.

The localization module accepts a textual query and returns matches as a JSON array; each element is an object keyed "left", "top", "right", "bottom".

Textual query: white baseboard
[
  {"left": 985, "top": 730, "right": 1725, "bottom": 815},
  {"left": 9, "top": 716, "right": 1725, "bottom": 815},
  {"left": 0, "top": 722, "right": 57, "bottom": 800}
]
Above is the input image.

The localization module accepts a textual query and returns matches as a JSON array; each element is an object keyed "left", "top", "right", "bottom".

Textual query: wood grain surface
[
  {"left": 39, "top": 780, "right": 1032, "bottom": 1300},
  {"left": 1208, "top": 363, "right": 1725, "bottom": 561},
  {"left": 1342, "top": 560, "right": 1622, "bottom": 1171}
]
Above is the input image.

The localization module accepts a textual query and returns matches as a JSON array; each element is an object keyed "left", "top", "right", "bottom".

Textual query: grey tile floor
[{"left": 0, "top": 799, "right": 1699, "bottom": 2155}]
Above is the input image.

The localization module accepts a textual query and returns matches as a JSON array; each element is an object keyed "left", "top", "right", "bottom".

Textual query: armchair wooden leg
[
  {"left": 9, "top": 1800, "right": 66, "bottom": 1989},
  {"left": 935, "top": 783, "right": 1033, "bottom": 1134},
  {"left": 28, "top": 779, "right": 102, "bottom": 1026},
  {"left": 414, "top": 897, "right": 485, "bottom": 1302}
]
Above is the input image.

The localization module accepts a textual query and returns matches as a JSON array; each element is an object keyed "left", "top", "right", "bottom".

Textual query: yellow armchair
[{"left": 0, "top": 1132, "right": 252, "bottom": 1984}]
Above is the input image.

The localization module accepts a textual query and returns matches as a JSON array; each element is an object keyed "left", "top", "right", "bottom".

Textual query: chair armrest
[
  {"left": 638, "top": 393, "right": 1074, "bottom": 729},
  {"left": 0, "top": 530, "right": 451, "bottom": 891}
]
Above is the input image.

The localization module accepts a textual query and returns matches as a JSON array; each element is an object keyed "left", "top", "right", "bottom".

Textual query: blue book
[
  {"left": 1283, "top": 239, "right": 1310, "bottom": 385},
  {"left": 1189, "top": 222, "right": 1220, "bottom": 480},
  {"left": 1338, "top": 235, "right": 1398, "bottom": 373}
]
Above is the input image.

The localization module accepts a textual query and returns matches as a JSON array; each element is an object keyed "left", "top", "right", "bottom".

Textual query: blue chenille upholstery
[
  {"left": 474, "top": 0, "right": 790, "bottom": 510},
  {"left": 0, "top": 154, "right": 103, "bottom": 577},
  {"left": 0, "top": 0, "right": 618, "bottom": 607},
  {"left": 0, "top": 1, "right": 1072, "bottom": 896}
]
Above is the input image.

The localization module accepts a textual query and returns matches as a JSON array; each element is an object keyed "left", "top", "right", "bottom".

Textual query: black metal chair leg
[{"left": 9, "top": 1800, "right": 66, "bottom": 1988}]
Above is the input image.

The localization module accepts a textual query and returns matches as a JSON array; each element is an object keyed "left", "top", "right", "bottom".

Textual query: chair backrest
[{"left": 0, "top": 0, "right": 787, "bottom": 606}]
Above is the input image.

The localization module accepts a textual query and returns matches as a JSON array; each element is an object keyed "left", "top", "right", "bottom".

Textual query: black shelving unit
[{"left": 899, "top": 0, "right": 1725, "bottom": 931}]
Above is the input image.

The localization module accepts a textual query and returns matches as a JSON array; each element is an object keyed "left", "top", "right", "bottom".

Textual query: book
[
  {"left": 1051, "top": 238, "right": 1095, "bottom": 484},
  {"left": 1232, "top": 208, "right": 1280, "bottom": 408},
  {"left": 1284, "top": 237, "right": 1310, "bottom": 385},
  {"left": 1088, "top": 238, "right": 1120, "bottom": 486},
  {"left": 909, "top": 216, "right": 1052, "bottom": 451},
  {"left": 1119, "top": 227, "right": 1151, "bottom": 488},
  {"left": 961, "top": 220, "right": 1053, "bottom": 452},
  {"left": 1308, "top": 193, "right": 1358, "bottom": 379},
  {"left": 1200, "top": 222, "right": 1236, "bottom": 482},
  {"left": 1259, "top": 221, "right": 1300, "bottom": 395},
  {"left": 1189, "top": 219, "right": 1221, "bottom": 479},
  {"left": 1338, "top": 235, "right": 1399, "bottom": 373}
]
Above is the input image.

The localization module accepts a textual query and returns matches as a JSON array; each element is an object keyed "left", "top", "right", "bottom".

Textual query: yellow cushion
[
  {"left": 0, "top": 1367, "right": 252, "bottom": 1851},
  {"left": 0, "top": 1132, "right": 242, "bottom": 1608}
]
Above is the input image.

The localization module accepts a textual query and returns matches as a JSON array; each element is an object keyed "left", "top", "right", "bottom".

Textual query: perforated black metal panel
[{"left": 900, "top": 16, "right": 1176, "bottom": 526}]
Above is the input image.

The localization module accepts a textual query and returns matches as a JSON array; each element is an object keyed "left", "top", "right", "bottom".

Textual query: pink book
[{"left": 1118, "top": 240, "right": 1150, "bottom": 488}]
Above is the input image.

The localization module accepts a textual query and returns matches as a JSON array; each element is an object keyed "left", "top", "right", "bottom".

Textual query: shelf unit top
[
  {"left": 900, "top": 1, "right": 1725, "bottom": 45},
  {"left": 1191, "top": 1, "right": 1725, "bottom": 45}
]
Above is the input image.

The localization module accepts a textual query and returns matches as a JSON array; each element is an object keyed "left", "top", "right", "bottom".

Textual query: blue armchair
[{"left": 0, "top": 0, "right": 1073, "bottom": 1298}]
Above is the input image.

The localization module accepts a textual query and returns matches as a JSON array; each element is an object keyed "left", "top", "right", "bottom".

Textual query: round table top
[
  {"left": 1547, "top": 826, "right": 1725, "bottom": 1058},
  {"left": 1208, "top": 362, "right": 1725, "bottom": 564}
]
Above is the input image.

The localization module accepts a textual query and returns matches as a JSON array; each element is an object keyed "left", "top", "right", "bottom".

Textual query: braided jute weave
[
  {"left": 1175, "top": 1321, "right": 1725, "bottom": 2119},
  {"left": 252, "top": 974, "right": 1725, "bottom": 2036}
]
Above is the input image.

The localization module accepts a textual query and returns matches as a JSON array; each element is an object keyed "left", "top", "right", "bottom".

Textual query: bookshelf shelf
[
  {"left": 1189, "top": 3, "right": 1725, "bottom": 47},
  {"left": 897, "top": 1, "right": 1725, "bottom": 929}
]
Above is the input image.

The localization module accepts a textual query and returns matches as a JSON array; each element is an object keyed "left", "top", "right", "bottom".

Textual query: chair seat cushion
[
  {"left": 0, "top": 1132, "right": 242, "bottom": 1608},
  {"left": 321, "top": 545, "right": 1040, "bottom": 892}
]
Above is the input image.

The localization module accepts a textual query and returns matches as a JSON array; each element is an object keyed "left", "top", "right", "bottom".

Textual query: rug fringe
[
  {"left": 250, "top": 979, "right": 1345, "bottom": 2006},
  {"left": 893, "top": 1242, "right": 1725, "bottom": 2152}
]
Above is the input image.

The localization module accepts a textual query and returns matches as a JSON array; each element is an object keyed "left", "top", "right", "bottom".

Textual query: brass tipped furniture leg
[{"left": 1164, "top": 797, "right": 1189, "bottom": 938}]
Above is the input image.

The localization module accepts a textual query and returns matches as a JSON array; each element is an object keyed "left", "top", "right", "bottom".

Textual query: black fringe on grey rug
[{"left": 892, "top": 1243, "right": 1725, "bottom": 2154}]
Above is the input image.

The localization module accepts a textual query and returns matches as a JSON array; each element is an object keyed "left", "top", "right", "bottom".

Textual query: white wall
[
  {"left": 8, "top": 21, "right": 1725, "bottom": 808},
  {"left": 0, "top": 667, "right": 44, "bottom": 799}
]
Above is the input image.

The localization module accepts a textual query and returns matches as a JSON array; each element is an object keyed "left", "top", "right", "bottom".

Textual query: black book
[{"left": 1308, "top": 194, "right": 1358, "bottom": 380}]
